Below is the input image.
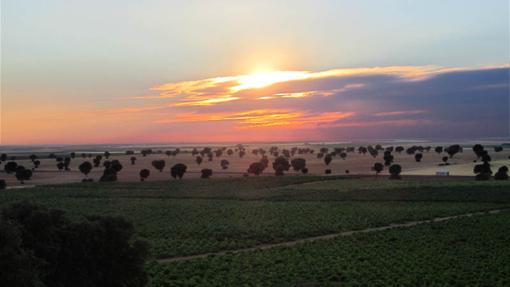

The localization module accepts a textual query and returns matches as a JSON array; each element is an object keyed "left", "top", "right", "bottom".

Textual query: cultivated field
[{"left": 1, "top": 176, "right": 509, "bottom": 286}]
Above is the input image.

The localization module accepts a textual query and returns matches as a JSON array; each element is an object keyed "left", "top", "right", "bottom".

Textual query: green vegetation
[
  {"left": 2, "top": 176, "right": 510, "bottom": 286},
  {"left": 148, "top": 212, "right": 510, "bottom": 286}
]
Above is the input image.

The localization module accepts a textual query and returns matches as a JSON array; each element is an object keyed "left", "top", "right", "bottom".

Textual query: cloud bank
[{"left": 101, "top": 64, "right": 507, "bottom": 142}]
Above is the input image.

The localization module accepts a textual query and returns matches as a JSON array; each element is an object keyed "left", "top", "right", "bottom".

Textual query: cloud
[{"left": 91, "top": 64, "right": 508, "bottom": 141}]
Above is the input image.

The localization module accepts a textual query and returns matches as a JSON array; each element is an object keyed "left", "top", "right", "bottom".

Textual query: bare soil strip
[{"left": 157, "top": 208, "right": 507, "bottom": 264}]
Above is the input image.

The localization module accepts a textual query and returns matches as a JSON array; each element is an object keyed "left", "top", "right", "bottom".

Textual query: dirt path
[{"left": 157, "top": 208, "right": 507, "bottom": 264}]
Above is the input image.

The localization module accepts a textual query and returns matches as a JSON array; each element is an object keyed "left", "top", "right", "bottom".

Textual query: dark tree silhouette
[
  {"left": 383, "top": 151, "right": 394, "bottom": 166},
  {"left": 4, "top": 161, "right": 18, "bottom": 174},
  {"left": 139, "top": 169, "right": 150, "bottom": 182},
  {"left": 273, "top": 156, "right": 291, "bottom": 176},
  {"left": 414, "top": 153, "right": 423, "bottom": 162},
  {"left": 316, "top": 153, "right": 324, "bottom": 159},
  {"left": 395, "top": 146, "right": 404, "bottom": 153},
  {"left": 100, "top": 160, "right": 122, "bottom": 182},
  {"left": 93, "top": 155, "right": 102, "bottom": 167},
  {"left": 0, "top": 179, "right": 6, "bottom": 190},
  {"left": 389, "top": 164, "right": 402, "bottom": 180},
  {"left": 290, "top": 158, "right": 306, "bottom": 172},
  {"left": 64, "top": 157, "right": 71, "bottom": 171},
  {"left": 104, "top": 151, "right": 111, "bottom": 159},
  {"left": 325, "top": 169, "right": 332, "bottom": 174},
  {"left": 0, "top": 153, "right": 7, "bottom": 162},
  {"left": 220, "top": 159, "right": 230, "bottom": 170},
  {"left": 165, "top": 151, "right": 172, "bottom": 157},
  {"left": 15, "top": 166, "right": 32, "bottom": 184},
  {"left": 301, "top": 168, "right": 309, "bottom": 174},
  {"left": 472, "top": 144, "right": 485, "bottom": 158},
  {"left": 260, "top": 156, "right": 269, "bottom": 169},
  {"left": 152, "top": 160, "right": 166, "bottom": 172},
  {"left": 33, "top": 160, "right": 41, "bottom": 170},
  {"left": 171, "top": 163, "right": 187, "bottom": 179},
  {"left": 372, "top": 162, "right": 384, "bottom": 175},
  {"left": 195, "top": 156, "right": 203, "bottom": 165},
  {"left": 0, "top": 202, "right": 149, "bottom": 287},
  {"left": 201, "top": 168, "right": 213, "bottom": 179},
  {"left": 131, "top": 156, "right": 137, "bottom": 165},
  {"left": 445, "top": 144, "right": 462, "bottom": 158},
  {"left": 494, "top": 166, "right": 509, "bottom": 180},
  {"left": 434, "top": 146, "right": 443, "bottom": 154},
  {"left": 441, "top": 156, "right": 449, "bottom": 165},
  {"left": 340, "top": 152, "right": 347, "bottom": 160},
  {"left": 247, "top": 162, "right": 265, "bottom": 175},
  {"left": 239, "top": 150, "right": 246, "bottom": 158},
  {"left": 125, "top": 150, "right": 135, "bottom": 155},
  {"left": 494, "top": 146, "right": 503, "bottom": 152},
  {"left": 57, "top": 162, "right": 65, "bottom": 171},
  {"left": 473, "top": 162, "right": 492, "bottom": 180},
  {"left": 29, "top": 154, "right": 37, "bottom": 162},
  {"left": 78, "top": 162, "right": 93, "bottom": 178},
  {"left": 324, "top": 154, "right": 332, "bottom": 165}
]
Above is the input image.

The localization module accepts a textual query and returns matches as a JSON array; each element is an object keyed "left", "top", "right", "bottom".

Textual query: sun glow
[{"left": 231, "top": 70, "right": 309, "bottom": 92}]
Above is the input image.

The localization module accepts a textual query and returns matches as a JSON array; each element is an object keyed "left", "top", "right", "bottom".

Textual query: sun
[{"left": 230, "top": 70, "right": 309, "bottom": 92}]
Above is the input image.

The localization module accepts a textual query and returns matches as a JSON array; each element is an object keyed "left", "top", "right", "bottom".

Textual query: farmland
[{"left": 1, "top": 175, "right": 510, "bottom": 286}]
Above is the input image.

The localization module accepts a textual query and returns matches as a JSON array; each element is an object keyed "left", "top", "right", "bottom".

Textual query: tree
[
  {"left": 195, "top": 156, "right": 203, "bottom": 165},
  {"left": 325, "top": 169, "right": 332, "bottom": 174},
  {"left": 445, "top": 144, "right": 462, "bottom": 158},
  {"left": 171, "top": 163, "right": 187, "bottom": 179},
  {"left": 15, "top": 166, "right": 32, "bottom": 184},
  {"left": 201, "top": 168, "right": 213, "bottom": 179},
  {"left": 57, "top": 162, "right": 65, "bottom": 171},
  {"left": 139, "top": 169, "right": 150, "bottom": 182},
  {"left": 472, "top": 144, "right": 485, "bottom": 158},
  {"left": 290, "top": 158, "right": 306, "bottom": 172},
  {"left": 372, "top": 162, "right": 384, "bottom": 175},
  {"left": 33, "top": 160, "right": 41, "bottom": 170},
  {"left": 339, "top": 152, "right": 347, "bottom": 160},
  {"left": 389, "top": 164, "right": 402, "bottom": 180},
  {"left": 414, "top": 153, "right": 423, "bottom": 162},
  {"left": 4, "top": 161, "right": 18, "bottom": 174},
  {"left": 220, "top": 159, "right": 230, "bottom": 170},
  {"left": 152, "top": 160, "right": 166, "bottom": 172},
  {"left": 301, "top": 168, "right": 309, "bottom": 174},
  {"left": 383, "top": 151, "right": 394, "bottom": 166},
  {"left": 247, "top": 162, "right": 265, "bottom": 175},
  {"left": 0, "top": 201, "right": 149, "bottom": 287},
  {"left": 494, "top": 146, "right": 503, "bottom": 152},
  {"left": 494, "top": 166, "right": 509, "bottom": 180},
  {"left": 473, "top": 162, "right": 492, "bottom": 180},
  {"left": 29, "top": 154, "right": 37, "bottom": 162},
  {"left": 324, "top": 154, "right": 333, "bottom": 165},
  {"left": 130, "top": 156, "right": 137, "bottom": 165},
  {"left": 434, "top": 146, "right": 443, "bottom": 154},
  {"left": 273, "top": 156, "right": 290, "bottom": 176},
  {"left": 78, "top": 162, "right": 93, "bottom": 178},
  {"left": 0, "top": 180, "right": 6, "bottom": 190},
  {"left": 441, "top": 156, "right": 449, "bottom": 165},
  {"left": 0, "top": 153, "right": 7, "bottom": 162},
  {"left": 104, "top": 151, "right": 111, "bottom": 159},
  {"left": 93, "top": 155, "right": 102, "bottom": 167}
]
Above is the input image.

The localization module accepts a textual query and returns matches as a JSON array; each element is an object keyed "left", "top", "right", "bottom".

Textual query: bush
[
  {"left": 171, "top": 164, "right": 187, "bottom": 179},
  {"left": 0, "top": 179, "right": 6, "bottom": 190},
  {"left": 0, "top": 201, "right": 149, "bottom": 287},
  {"left": 201, "top": 169, "right": 213, "bottom": 179},
  {"left": 389, "top": 164, "right": 402, "bottom": 180}
]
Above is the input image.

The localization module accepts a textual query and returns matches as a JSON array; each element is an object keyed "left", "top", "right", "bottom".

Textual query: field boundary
[{"left": 157, "top": 208, "right": 508, "bottom": 264}]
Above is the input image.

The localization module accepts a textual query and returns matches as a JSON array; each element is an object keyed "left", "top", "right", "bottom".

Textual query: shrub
[{"left": 389, "top": 164, "right": 402, "bottom": 180}]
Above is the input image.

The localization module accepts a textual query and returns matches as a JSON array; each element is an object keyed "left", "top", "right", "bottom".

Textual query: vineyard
[{"left": 1, "top": 176, "right": 509, "bottom": 285}]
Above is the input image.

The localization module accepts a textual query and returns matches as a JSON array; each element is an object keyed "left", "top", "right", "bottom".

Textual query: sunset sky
[{"left": 1, "top": 0, "right": 509, "bottom": 144}]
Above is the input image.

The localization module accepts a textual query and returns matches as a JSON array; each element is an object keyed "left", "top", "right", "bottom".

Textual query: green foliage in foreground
[
  {"left": 1, "top": 177, "right": 509, "bottom": 259},
  {"left": 148, "top": 212, "right": 510, "bottom": 287},
  {"left": 0, "top": 201, "right": 149, "bottom": 287}
]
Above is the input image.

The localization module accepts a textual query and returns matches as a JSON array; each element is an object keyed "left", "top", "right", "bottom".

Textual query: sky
[{"left": 1, "top": 0, "right": 509, "bottom": 144}]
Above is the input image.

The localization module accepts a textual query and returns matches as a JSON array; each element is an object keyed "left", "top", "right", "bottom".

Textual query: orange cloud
[
  {"left": 137, "top": 66, "right": 471, "bottom": 106},
  {"left": 154, "top": 109, "right": 354, "bottom": 129}
]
